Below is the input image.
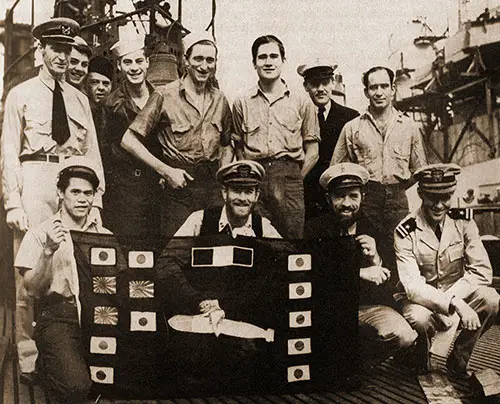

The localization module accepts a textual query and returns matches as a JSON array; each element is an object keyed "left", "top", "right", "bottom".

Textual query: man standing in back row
[
  {"left": 297, "top": 60, "right": 359, "bottom": 219},
  {"left": 332, "top": 66, "right": 427, "bottom": 249},
  {"left": 102, "top": 37, "right": 162, "bottom": 242},
  {"left": 1, "top": 17, "right": 105, "bottom": 374},
  {"left": 121, "top": 32, "right": 233, "bottom": 238},
  {"left": 232, "top": 35, "right": 320, "bottom": 239}
]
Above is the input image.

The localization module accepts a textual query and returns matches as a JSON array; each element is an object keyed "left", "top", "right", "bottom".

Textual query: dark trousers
[
  {"left": 103, "top": 165, "right": 162, "bottom": 242},
  {"left": 34, "top": 301, "right": 91, "bottom": 404},
  {"left": 161, "top": 161, "right": 222, "bottom": 238},
  {"left": 362, "top": 181, "right": 409, "bottom": 259},
  {"left": 255, "top": 159, "right": 304, "bottom": 239}
]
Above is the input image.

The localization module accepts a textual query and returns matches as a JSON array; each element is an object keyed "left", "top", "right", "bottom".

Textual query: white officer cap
[{"left": 319, "top": 163, "right": 370, "bottom": 191}]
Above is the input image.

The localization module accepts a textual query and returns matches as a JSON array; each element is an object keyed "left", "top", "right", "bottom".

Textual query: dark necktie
[
  {"left": 317, "top": 105, "right": 326, "bottom": 127},
  {"left": 52, "top": 81, "right": 71, "bottom": 145},
  {"left": 434, "top": 224, "right": 442, "bottom": 241}
]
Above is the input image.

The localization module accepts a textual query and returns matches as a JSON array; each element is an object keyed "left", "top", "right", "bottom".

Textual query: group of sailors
[{"left": 1, "top": 15, "right": 499, "bottom": 403}]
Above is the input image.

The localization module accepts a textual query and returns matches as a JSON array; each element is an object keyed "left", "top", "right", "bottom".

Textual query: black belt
[
  {"left": 255, "top": 156, "right": 300, "bottom": 167},
  {"left": 366, "top": 180, "right": 408, "bottom": 191},
  {"left": 38, "top": 293, "right": 76, "bottom": 308},
  {"left": 20, "top": 154, "right": 70, "bottom": 163}
]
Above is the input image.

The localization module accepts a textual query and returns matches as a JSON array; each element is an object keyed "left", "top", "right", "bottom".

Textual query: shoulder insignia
[
  {"left": 448, "top": 208, "right": 472, "bottom": 220},
  {"left": 395, "top": 217, "right": 417, "bottom": 238}
]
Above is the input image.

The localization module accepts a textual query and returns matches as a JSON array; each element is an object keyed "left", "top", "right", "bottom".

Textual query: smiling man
[
  {"left": 1, "top": 17, "right": 105, "bottom": 374},
  {"left": 332, "top": 66, "right": 427, "bottom": 251},
  {"left": 394, "top": 163, "right": 499, "bottom": 377},
  {"left": 232, "top": 35, "right": 320, "bottom": 239},
  {"left": 174, "top": 160, "right": 280, "bottom": 238},
  {"left": 65, "top": 36, "right": 91, "bottom": 91},
  {"left": 96, "top": 37, "right": 161, "bottom": 242},
  {"left": 121, "top": 32, "right": 233, "bottom": 238},
  {"left": 15, "top": 157, "right": 111, "bottom": 403},
  {"left": 305, "top": 163, "right": 417, "bottom": 370}
]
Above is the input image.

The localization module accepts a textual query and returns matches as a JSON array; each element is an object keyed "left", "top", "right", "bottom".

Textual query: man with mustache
[
  {"left": 173, "top": 160, "right": 281, "bottom": 238},
  {"left": 332, "top": 66, "right": 427, "bottom": 252},
  {"left": 99, "top": 37, "right": 162, "bottom": 242},
  {"left": 232, "top": 35, "right": 320, "bottom": 239},
  {"left": 158, "top": 160, "right": 280, "bottom": 389},
  {"left": 394, "top": 163, "right": 499, "bottom": 377},
  {"left": 305, "top": 162, "right": 417, "bottom": 370},
  {"left": 65, "top": 35, "right": 91, "bottom": 91},
  {"left": 297, "top": 61, "right": 359, "bottom": 220},
  {"left": 1, "top": 17, "right": 105, "bottom": 374},
  {"left": 15, "top": 157, "right": 110, "bottom": 403},
  {"left": 121, "top": 32, "right": 233, "bottom": 238}
]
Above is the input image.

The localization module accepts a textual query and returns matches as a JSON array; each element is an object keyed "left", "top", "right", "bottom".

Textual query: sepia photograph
[{"left": 1, "top": 0, "right": 500, "bottom": 402}]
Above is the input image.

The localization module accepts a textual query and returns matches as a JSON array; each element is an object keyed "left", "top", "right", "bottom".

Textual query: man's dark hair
[
  {"left": 185, "top": 39, "right": 218, "bottom": 59},
  {"left": 57, "top": 166, "right": 99, "bottom": 192},
  {"left": 74, "top": 43, "right": 92, "bottom": 59},
  {"left": 362, "top": 66, "right": 395, "bottom": 88},
  {"left": 251, "top": 35, "right": 285, "bottom": 64}
]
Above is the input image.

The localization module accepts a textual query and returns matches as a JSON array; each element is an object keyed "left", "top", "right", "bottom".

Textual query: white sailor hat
[
  {"left": 110, "top": 37, "right": 145, "bottom": 58},
  {"left": 58, "top": 156, "right": 100, "bottom": 189},
  {"left": 319, "top": 163, "right": 370, "bottom": 191},
  {"left": 414, "top": 163, "right": 461, "bottom": 194},
  {"left": 297, "top": 59, "right": 338, "bottom": 80},
  {"left": 182, "top": 31, "right": 217, "bottom": 55},
  {"left": 32, "top": 17, "right": 80, "bottom": 45},
  {"left": 216, "top": 160, "right": 265, "bottom": 186}
]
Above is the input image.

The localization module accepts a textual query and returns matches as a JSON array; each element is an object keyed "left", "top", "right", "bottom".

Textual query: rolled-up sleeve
[
  {"left": 395, "top": 231, "right": 452, "bottom": 314},
  {"left": 331, "top": 123, "right": 352, "bottom": 165},
  {"left": 301, "top": 98, "right": 320, "bottom": 144},
  {"left": 409, "top": 124, "right": 428, "bottom": 173},
  {"left": 128, "top": 91, "right": 164, "bottom": 139},
  {"left": 1, "top": 89, "right": 24, "bottom": 211}
]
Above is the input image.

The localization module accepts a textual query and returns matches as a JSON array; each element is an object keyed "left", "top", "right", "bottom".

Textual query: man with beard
[
  {"left": 174, "top": 160, "right": 281, "bottom": 238},
  {"left": 1, "top": 17, "right": 105, "bottom": 374},
  {"left": 121, "top": 32, "right": 233, "bottom": 238},
  {"left": 394, "top": 164, "right": 499, "bottom": 377},
  {"left": 157, "top": 160, "right": 280, "bottom": 391},
  {"left": 297, "top": 60, "right": 359, "bottom": 220},
  {"left": 100, "top": 37, "right": 161, "bottom": 242},
  {"left": 332, "top": 66, "right": 427, "bottom": 250},
  {"left": 305, "top": 162, "right": 417, "bottom": 370},
  {"left": 232, "top": 35, "right": 320, "bottom": 239},
  {"left": 65, "top": 35, "right": 91, "bottom": 91}
]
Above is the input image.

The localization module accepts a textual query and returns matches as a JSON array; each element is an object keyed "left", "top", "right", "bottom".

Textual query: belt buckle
[{"left": 134, "top": 169, "right": 142, "bottom": 177}]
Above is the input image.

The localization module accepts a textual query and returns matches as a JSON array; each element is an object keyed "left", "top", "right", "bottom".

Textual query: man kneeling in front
[{"left": 15, "top": 157, "right": 111, "bottom": 403}]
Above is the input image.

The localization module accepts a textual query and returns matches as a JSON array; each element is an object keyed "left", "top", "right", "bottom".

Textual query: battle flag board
[{"left": 72, "top": 232, "right": 360, "bottom": 399}]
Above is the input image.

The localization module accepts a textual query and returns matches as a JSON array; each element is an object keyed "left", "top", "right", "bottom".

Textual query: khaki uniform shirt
[
  {"left": 331, "top": 108, "right": 427, "bottom": 185},
  {"left": 232, "top": 81, "right": 320, "bottom": 162},
  {"left": 394, "top": 208, "right": 492, "bottom": 314},
  {"left": 128, "top": 77, "right": 232, "bottom": 166},
  {"left": 1, "top": 67, "right": 105, "bottom": 210},
  {"left": 15, "top": 211, "right": 111, "bottom": 299}
]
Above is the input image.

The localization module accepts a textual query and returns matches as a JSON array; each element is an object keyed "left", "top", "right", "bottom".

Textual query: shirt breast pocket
[
  {"left": 67, "top": 112, "right": 90, "bottom": 152},
  {"left": 447, "top": 242, "right": 464, "bottom": 263},
  {"left": 393, "top": 140, "right": 411, "bottom": 162},
  {"left": 276, "top": 111, "right": 301, "bottom": 133},
  {"left": 25, "top": 109, "right": 51, "bottom": 136}
]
